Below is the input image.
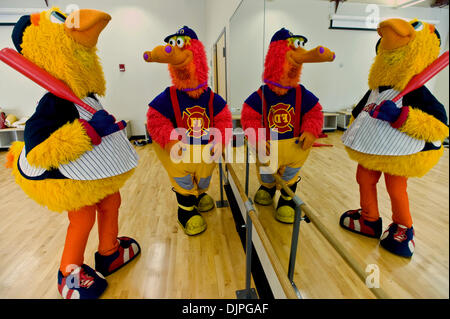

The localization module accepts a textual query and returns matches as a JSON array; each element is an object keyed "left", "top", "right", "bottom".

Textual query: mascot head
[
  {"left": 143, "top": 26, "right": 209, "bottom": 98},
  {"left": 12, "top": 7, "right": 111, "bottom": 98},
  {"left": 369, "top": 18, "right": 441, "bottom": 91},
  {"left": 263, "top": 27, "right": 335, "bottom": 95}
]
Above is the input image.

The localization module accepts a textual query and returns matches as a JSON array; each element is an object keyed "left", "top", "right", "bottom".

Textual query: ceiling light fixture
[{"left": 397, "top": 0, "right": 427, "bottom": 8}]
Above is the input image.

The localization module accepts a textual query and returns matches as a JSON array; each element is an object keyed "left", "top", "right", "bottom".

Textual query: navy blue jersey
[
  {"left": 244, "top": 84, "right": 319, "bottom": 140},
  {"left": 24, "top": 93, "right": 79, "bottom": 155},
  {"left": 149, "top": 87, "right": 227, "bottom": 145}
]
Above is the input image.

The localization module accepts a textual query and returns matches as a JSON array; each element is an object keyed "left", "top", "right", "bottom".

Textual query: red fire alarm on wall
[{"left": 119, "top": 64, "right": 125, "bottom": 72}]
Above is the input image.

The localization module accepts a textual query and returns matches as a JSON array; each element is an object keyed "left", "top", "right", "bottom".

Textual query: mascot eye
[
  {"left": 50, "top": 11, "right": 66, "bottom": 24},
  {"left": 176, "top": 37, "right": 185, "bottom": 48},
  {"left": 412, "top": 21, "right": 424, "bottom": 31},
  {"left": 292, "top": 36, "right": 307, "bottom": 49},
  {"left": 169, "top": 38, "right": 176, "bottom": 46},
  {"left": 293, "top": 39, "right": 303, "bottom": 48}
]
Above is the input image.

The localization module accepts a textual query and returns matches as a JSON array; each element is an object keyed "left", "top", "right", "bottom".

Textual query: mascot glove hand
[
  {"left": 165, "top": 139, "right": 186, "bottom": 158},
  {"left": 259, "top": 140, "right": 270, "bottom": 156},
  {"left": 79, "top": 119, "right": 101, "bottom": 145},
  {"left": 297, "top": 131, "right": 316, "bottom": 150},
  {"left": 209, "top": 142, "right": 224, "bottom": 162},
  {"left": 255, "top": 140, "right": 271, "bottom": 167},
  {"left": 88, "top": 110, "right": 127, "bottom": 137},
  {"left": 369, "top": 100, "right": 403, "bottom": 123}
]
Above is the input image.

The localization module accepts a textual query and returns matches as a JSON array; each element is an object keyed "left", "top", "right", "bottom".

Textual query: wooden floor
[
  {"left": 0, "top": 144, "right": 250, "bottom": 299},
  {"left": 230, "top": 131, "right": 449, "bottom": 299},
  {"left": 0, "top": 131, "right": 448, "bottom": 299}
]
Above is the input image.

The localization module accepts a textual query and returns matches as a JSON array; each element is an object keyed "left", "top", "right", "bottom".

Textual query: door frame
[{"left": 213, "top": 27, "right": 228, "bottom": 100}]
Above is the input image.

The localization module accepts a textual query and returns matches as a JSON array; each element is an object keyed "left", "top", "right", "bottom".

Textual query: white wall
[
  {"left": 204, "top": 0, "right": 241, "bottom": 109},
  {"left": 0, "top": 0, "right": 207, "bottom": 136},
  {"left": 0, "top": 25, "right": 47, "bottom": 117},
  {"left": 228, "top": 0, "right": 265, "bottom": 114},
  {"left": 434, "top": 36, "right": 449, "bottom": 122},
  {"left": 204, "top": 0, "right": 241, "bottom": 54},
  {"left": 263, "top": 0, "right": 449, "bottom": 113}
]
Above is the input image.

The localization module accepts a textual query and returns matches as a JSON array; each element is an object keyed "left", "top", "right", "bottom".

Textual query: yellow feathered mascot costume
[
  {"left": 4, "top": 8, "right": 140, "bottom": 299},
  {"left": 340, "top": 18, "right": 448, "bottom": 258}
]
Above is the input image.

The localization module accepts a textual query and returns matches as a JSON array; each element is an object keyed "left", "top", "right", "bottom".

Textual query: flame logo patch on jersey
[
  {"left": 182, "top": 106, "right": 210, "bottom": 138},
  {"left": 268, "top": 103, "right": 295, "bottom": 134}
]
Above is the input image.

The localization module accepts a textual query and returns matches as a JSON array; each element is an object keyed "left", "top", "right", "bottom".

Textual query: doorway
[{"left": 213, "top": 28, "right": 227, "bottom": 100}]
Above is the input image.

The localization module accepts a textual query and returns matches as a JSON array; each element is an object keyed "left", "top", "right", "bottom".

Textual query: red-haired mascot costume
[
  {"left": 340, "top": 18, "right": 448, "bottom": 258},
  {"left": 144, "top": 26, "right": 232, "bottom": 236},
  {"left": 2, "top": 8, "right": 141, "bottom": 299},
  {"left": 241, "top": 28, "right": 335, "bottom": 223}
]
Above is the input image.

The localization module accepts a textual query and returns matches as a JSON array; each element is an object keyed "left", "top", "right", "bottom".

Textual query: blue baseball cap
[
  {"left": 164, "top": 26, "right": 198, "bottom": 43},
  {"left": 270, "top": 27, "right": 307, "bottom": 44}
]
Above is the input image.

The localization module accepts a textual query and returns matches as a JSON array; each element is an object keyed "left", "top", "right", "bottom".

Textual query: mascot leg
[
  {"left": 195, "top": 162, "right": 216, "bottom": 212},
  {"left": 95, "top": 192, "right": 141, "bottom": 276},
  {"left": 275, "top": 178, "right": 300, "bottom": 223},
  {"left": 384, "top": 174, "right": 412, "bottom": 227},
  {"left": 339, "top": 164, "right": 383, "bottom": 238},
  {"left": 254, "top": 161, "right": 277, "bottom": 206},
  {"left": 275, "top": 139, "right": 310, "bottom": 223},
  {"left": 154, "top": 143, "right": 207, "bottom": 235},
  {"left": 380, "top": 174, "right": 415, "bottom": 258},
  {"left": 97, "top": 192, "right": 121, "bottom": 256},
  {"left": 58, "top": 206, "right": 107, "bottom": 299},
  {"left": 60, "top": 206, "right": 96, "bottom": 275},
  {"left": 175, "top": 190, "right": 207, "bottom": 236},
  {"left": 197, "top": 192, "right": 215, "bottom": 212}
]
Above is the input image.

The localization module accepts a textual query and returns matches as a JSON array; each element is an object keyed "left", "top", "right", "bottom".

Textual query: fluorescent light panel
[{"left": 398, "top": 0, "right": 427, "bottom": 8}]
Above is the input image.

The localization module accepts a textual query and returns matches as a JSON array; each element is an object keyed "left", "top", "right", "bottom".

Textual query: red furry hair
[
  {"left": 147, "top": 107, "right": 175, "bottom": 148},
  {"left": 263, "top": 40, "right": 302, "bottom": 95},
  {"left": 168, "top": 39, "right": 209, "bottom": 98}
]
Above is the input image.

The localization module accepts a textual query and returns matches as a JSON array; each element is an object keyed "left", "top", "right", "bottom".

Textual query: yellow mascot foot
[
  {"left": 275, "top": 206, "right": 295, "bottom": 224},
  {"left": 179, "top": 215, "right": 207, "bottom": 236},
  {"left": 275, "top": 181, "right": 300, "bottom": 224},
  {"left": 254, "top": 185, "right": 276, "bottom": 206},
  {"left": 175, "top": 191, "right": 207, "bottom": 236},
  {"left": 197, "top": 193, "right": 215, "bottom": 212}
]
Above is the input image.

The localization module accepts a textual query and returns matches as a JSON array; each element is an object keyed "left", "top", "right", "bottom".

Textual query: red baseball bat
[
  {"left": 0, "top": 48, "right": 96, "bottom": 114},
  {"left": 393, "top": 51, "right": 449, "bottom": 102},
  {"left": 313, "top": 142, "right": 333, "bottom": 147}
]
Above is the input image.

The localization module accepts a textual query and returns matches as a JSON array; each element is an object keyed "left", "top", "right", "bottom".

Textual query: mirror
[
  {"left": 227, "top": 0, "right": 265, "bottom": 190},
  {"left": 228, "top": 0, "right": 449, "bottom": 299},
  {"left": 258, "top": 0, "right": 449, "bottom": 299}
]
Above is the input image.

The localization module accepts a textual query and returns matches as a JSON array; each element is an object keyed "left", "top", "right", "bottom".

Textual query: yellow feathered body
[
  {"left": 8, "top": 141, "right": 134, "bottom": 212},
  {"left": 345, "top": 147, "right": 444, "bottom": 178},
  {"left": 6, "top": 8, "right": 134, "bottom": 212},
  {"left": 345, "top": 19, "right": 448, "bottom": 178}
]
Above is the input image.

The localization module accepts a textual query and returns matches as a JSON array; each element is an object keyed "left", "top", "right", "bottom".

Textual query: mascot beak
[
  {"left": 288, "top": 46, "right": 335, "bottom": 65},
  {"left": 377, "top": 18, "right": 415, "bottom": 51},
  {"left": 65, "top": 9, "right": 111, "bottom": 48},
  {"left": 143, "top": 45, "right": 193, "bottom": 67}
]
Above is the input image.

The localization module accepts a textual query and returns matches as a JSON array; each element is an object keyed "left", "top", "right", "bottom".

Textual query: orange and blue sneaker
[
  {"left": 95, "top": 236, "right": 141, "bottom": 276},
  {"left": 380, "top": 223, "right": 415, "bottom": 258},
  {"left": 339, "top": 209, "right": 382, "bottom": 238},
  {"left": 57, "top": 264, "right": 107, "bottom": 299}
]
